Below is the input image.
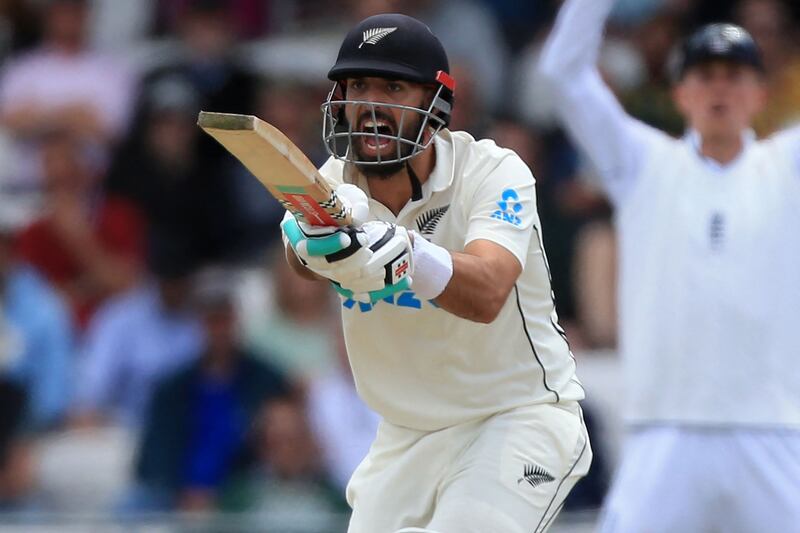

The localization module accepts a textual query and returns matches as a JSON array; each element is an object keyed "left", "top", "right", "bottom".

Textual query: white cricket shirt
[
  {"left": 318, "top": 130, "right": 585, "bottom": 431},
  {"left": 540, "top": 0, "right": 800, "bottom": 428}
]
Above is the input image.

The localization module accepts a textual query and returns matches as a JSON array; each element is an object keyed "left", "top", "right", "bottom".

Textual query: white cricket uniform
[
  {"left": 540, "top": 0, "right": 800, "bottom": 531},
  {"left": 308, "top": 129, "right": 590, "bottom": 532}
]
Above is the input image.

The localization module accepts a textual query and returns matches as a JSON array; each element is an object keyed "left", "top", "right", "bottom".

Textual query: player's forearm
[
  {"left": 538, "top": 0, "right": 615, "bottom": 80},
  {"left": 538, "top": 0, "right": 651, "bottom": 203},
  {"left": 433, "top": 251, "right": 516, "bottom": 324}
]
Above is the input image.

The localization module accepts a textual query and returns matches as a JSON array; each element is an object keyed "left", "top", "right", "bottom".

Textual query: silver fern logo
[
  {"left": 517, "top": 464, "right": 555, "bottom": 489},
  {"left": 359, "top": 27, "right": 397, "bottom": 48},
  {"left": 416, "top": 205, "right": 449, "bottom": 236}
]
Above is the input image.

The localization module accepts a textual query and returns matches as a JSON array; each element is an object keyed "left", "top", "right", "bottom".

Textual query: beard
[{"left": 351, "top": 110, "right": 425, "bottom": 179}]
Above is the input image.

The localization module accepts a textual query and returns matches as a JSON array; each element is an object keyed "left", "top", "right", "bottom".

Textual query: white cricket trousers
[
  {"left": 598, "top": 426, "right": 800, "bottom": 533},
  {"left": 346, "top": 401, "right": 591, "bottom": 533}
]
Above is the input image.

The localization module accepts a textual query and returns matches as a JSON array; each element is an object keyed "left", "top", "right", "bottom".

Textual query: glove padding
[
  {"left": 282, "top": 217, "right": 369, "bottom": 262},
  {"left": 279, "top": 182, "right": 413, "bottom": 303},
  {"left": 282, "top": 183, "right": 372, "bottom": 271},
  {"left": 330, "top": 221, "right": 414, "bottom": 303}
]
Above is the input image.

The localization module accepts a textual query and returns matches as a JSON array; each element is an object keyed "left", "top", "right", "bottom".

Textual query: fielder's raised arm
[{"left": 537, "top": 0, "right": 665, "bottom": 205}]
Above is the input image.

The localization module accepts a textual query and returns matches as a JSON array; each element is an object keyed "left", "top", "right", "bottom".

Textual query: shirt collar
[{"left": 426, "top": 129, "right": 456, "bottom": 194}]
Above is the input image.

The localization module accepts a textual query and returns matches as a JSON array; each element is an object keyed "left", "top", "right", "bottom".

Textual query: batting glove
[
  {"left": 282, "top": 183, "right": 372, "bottom": 271},
  {"left": 330, "top": 221, "right": 414, "bottom": 303}
]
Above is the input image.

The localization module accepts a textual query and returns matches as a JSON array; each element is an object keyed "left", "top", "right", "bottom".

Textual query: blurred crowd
[{"left": 0, "top": 0, "right": 798, "bottom": 527}]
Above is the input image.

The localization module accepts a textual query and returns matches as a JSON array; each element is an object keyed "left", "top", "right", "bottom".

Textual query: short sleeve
[{"left": 463, "top": 155, "right": 537, "bottom": 268}]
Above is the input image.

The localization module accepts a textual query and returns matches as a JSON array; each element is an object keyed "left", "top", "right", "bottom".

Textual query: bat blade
[{"left": 197, "top": 111, "right": 351, "bottom": 226}]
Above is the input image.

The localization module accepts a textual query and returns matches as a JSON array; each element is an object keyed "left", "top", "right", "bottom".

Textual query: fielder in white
[
  {"left": 281, "top": 13, "right": 590, "bottom": 533},
  {"left": 539, "top": 1, "right": 800, "bottom": 531}
]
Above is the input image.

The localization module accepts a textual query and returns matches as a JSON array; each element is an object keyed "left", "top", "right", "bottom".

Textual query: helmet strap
[{"left": 406, "top": 160, "right": 423, "bottom": 201}]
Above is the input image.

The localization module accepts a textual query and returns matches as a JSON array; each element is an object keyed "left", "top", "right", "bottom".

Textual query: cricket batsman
[
  {"left": 539, "top": 0, "right": 800, "bottom": 531},
  {"left": 280, "top": 13, "right": 591, "bottom": 533}
]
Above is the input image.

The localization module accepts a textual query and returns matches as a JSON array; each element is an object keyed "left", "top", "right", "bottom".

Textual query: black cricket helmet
[
  {"left": 321, "top": 13, "right": 456, "bottom": 166},
  {"left": 672, "top": 23, "right": 764, "bottom": 81}
]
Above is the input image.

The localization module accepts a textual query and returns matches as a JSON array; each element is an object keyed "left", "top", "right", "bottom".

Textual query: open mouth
[{"left": 360, "top": 119, "right": 395, "bottom": 151}]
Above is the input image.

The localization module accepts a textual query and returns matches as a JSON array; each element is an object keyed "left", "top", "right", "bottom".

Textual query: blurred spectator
[
  {"left": 342, "top": 0, "right": 404, "bottom": 23},
  {"left": 0, "top": 216, "right": 73, "bottom": 432},
  {"left": 72, "top": 252, "right": 202, "bottom": 429},
  {"left": 736, "top": 0, "right": 800, "bottom": 135},
  {"left": 0, "top": 0, "right": 41, "bottom": 61},
  {"left": 477, "top": 0, "right": 553, "bottom": 53},
  {"left": 219, "top": 397, "right": 348, "bottom": 529},
  {"left": 255, "top": 81, "right": 328, "bottom": 163},
  {"left": 105, "top": 77, "right": 214, "bottom": 268},
  {"left": 620, "top": 10, "right": 685, "bottom": 135},
  {"left": 243, "top": 246, "right": 337, "bottom": 386},
  {"left": 155, "top": 0, "right": 270, "bottom": 40},
  {"left": 142, "top": 0, "right": 257, "bottom": 124},
  {"left": 0, "top": 382, "right": 26, "bottom": 472},
  {"left": 0, "top": 381, "right": 31, "bottom": 510},
  {"left": 0, "top": 0, "right": 134, "bottom": 194},
  {"left": 0, "top": 216, "right": 73, "bottom": 513},
  {"left": 133, "top": 269, "right": 288, "bottom": 512},
  {"left": 88, "top": 0, "right": 153, "bottom": 54},
  {"left": 306, "top": 319, "right": 380, "bottom": 492},
  {"left": 16, "top": 129, "right": 145, "bottom": 329},
  {"left": 447, "top": 63, "right": 489, "bottom": 137},
  {"left": 137, "top": 0, "right": 261, "bottom": 262},
  {"left": 406, "top": 0, "right": 508, "bottom": 113}
]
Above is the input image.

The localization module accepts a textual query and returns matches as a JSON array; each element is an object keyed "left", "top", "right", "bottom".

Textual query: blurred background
[{"left": 0, "top": 0, "right": 797, "bottom": 531}]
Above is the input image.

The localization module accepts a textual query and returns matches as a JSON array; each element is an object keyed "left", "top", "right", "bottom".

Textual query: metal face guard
[{"left": 321, "top": 83, "right": 449, "bottom": 166}]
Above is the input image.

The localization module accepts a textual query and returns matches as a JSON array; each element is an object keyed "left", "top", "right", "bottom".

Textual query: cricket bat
[{"left": 197, "top": 111, "right": 351, "bottom": 226}]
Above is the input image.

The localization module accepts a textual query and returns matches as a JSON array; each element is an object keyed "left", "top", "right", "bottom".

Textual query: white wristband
[{"left": 410, "top": 231, "right": 453, "bottom": 301}]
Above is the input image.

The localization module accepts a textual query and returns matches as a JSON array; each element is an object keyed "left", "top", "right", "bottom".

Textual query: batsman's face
[
  {"left": 344, "top": 77, "right": 431, "bottom": 162},
  {"left": 673, "top": 61, "right": 766, "bottom": 138}
]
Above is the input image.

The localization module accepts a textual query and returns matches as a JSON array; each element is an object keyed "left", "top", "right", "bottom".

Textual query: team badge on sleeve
[{"left": 491, "top": 188, "right": 523, "bottom": 226}]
